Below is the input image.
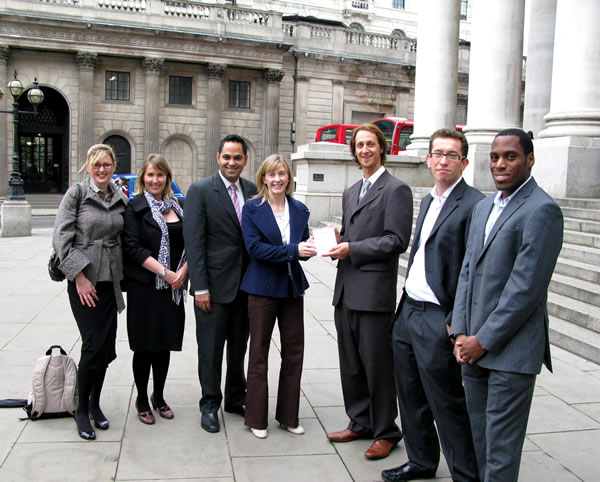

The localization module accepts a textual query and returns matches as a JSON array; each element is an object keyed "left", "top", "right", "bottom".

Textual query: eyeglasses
[
  {"left": 430, "top": 151, "right": 462, "bottom": 161},
  {"left": 92, "top": 163, "right": 115, "bottom": 171}
]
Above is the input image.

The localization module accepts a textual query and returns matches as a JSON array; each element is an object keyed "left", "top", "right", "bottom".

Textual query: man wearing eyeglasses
[{"left": 382, "top": 129, "right": 483, "bottom": 482}]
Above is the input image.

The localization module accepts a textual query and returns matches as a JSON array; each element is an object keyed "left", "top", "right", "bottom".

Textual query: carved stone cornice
[
  {"left": 206, "top": 63, "right": 226, "bottom": 78},
  {"left": 0, "top": 45, "right": 9, "bottom": 64},
  {"left": 264, "top": 69, "right": 284, "bottom": 83},
  {"left": 75, "top": 52, "right": 97, "bottom": 71},
  {"left": 143, "top": 57, "right": 164, "bottom": 75}
]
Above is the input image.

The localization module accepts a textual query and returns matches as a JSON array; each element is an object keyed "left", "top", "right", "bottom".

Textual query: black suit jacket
[
  {"left": 123, "top": 194, "right": 185, "bottom": 286},
  {"left": 402, "top": 179, "right": 485, "bottom": 324},
  {"left": 183, "top": 172, "right": 258, "bottom": 304}
]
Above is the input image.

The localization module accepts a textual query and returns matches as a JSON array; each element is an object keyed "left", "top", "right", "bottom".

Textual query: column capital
[
  {"left": 332, "top": 79, "right": 344, "bottom": 86},
  {"left": 0, "top": 45, "right": 9, "bottom": 64},
  {"left": 206, "top": 63, "right": 226, "bottom": 78},
  {"left": 457, "top": 93, "right": 468, "bottom": 106},
  {"left": 294, "top": 75, "right": 309, "bottom": 83},
  {"left": 143, "top": 57, "right": 164, "bottom": 75},
  {"left": 76, "top": 52, "right": 97, "bottom": 71},
  {"left": 264, "top": 69, "right": 284, "bottom": 83}
]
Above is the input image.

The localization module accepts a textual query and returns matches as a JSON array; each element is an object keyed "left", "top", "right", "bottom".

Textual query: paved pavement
[{"left": 0, "top": 228, "right": 599, "bottom": 481}]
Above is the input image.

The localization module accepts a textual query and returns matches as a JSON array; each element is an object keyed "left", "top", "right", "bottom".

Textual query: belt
[{"left": 403, "top": 292, "right": 443, "bottom": 312}]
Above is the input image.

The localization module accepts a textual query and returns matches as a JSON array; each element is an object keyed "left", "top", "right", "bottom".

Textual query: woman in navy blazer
[{"left": 241, "top": 154, "right": 316, "bottom": 439}]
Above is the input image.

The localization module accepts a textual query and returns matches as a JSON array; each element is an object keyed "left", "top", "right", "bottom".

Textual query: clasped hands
[{"left": 453, "top": 334, "right": 487, "bottom": 365}]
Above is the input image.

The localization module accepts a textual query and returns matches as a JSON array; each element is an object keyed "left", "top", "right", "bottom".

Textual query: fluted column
[
  {"left": 538, "top": 0, "right": 600, "bottom": 138},
  {"left": 332, "top": 80, "right": 344, "bottom": 123},
  {"left": 463, "top": 0, "right": 526, "bottom": 190},
  {"left": 206, "top": 63, "right": 225, "bottom": 175},
  {"left": 294, "top": 76, "right": 309, "bottom": 146},
  {"left": 522, "top": 0, "right": 557, "bottom": 137},
  {"left": 0, "top": 46, "right": 8, "bottom": 197},
  {"left": 262, "top": 69, "right": 284, "bottom": 159},
  {"left": 76, "top": 52, "right": 97, "bottom": 179},
  {"left": 143, "top": 58, "right": 164, "bottom": 160},
  {"left": 407, "top": 0, "right": 460, "bottom": 153}
]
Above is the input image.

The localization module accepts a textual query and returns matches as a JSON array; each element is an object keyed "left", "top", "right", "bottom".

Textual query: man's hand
[
  {"left": 458, "top": 335, "right": 487, "bottom": 364},
  {"left": 326, "top": 242, "right": 350, "bottom": 260},
  {"left": 453, "top": 334, "right": 467, "bottom": 364},
  {"left": 195, "top": 292, "right": 211, "bottom": 312}
]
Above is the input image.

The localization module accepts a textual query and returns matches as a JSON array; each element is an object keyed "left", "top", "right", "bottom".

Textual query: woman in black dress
[{"left": 124, "top": 153, "right": 187, "bottom": 424}]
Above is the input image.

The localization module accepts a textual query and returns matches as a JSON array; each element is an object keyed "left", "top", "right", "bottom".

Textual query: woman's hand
[
  {"left": 75, "top": 272, "right": 98, "bottom": 308},
  {"left": 171, "top": 263, "right": 188, "bottom": 290},
  {"left": 298, "top": 239, "right": 317, "bottom": 258}
]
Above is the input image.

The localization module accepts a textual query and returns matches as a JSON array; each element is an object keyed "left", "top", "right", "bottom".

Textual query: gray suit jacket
[
  {"left": 183, "top": 172, "right": 257, "bottom": 304},
  {"left": 450, "top": 178, "right": 564, "bottom": 374},
  {"left": 332, "top": 169, "right": 413, "bottom": 313}
]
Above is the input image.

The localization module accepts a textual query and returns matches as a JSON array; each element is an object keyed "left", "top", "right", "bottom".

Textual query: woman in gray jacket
[{"left": 53, "top": 144, "right": 128, "bottom": 440}]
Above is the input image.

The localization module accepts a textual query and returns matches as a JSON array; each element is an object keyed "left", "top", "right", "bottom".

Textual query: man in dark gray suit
[
  {"left": 184, "top": 134, "right": 258, "bottom": 433},
  {"left": 326, "top": 123, "right": 412, "bottom": 460},
  {"left": 451, "top": 128, "right": 564, "bottom": 481},
  {"left": 382, "top": 129, "right": 482, "bottom": 482}
]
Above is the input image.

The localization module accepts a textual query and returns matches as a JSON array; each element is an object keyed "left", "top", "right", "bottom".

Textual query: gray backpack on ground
[{"left": 23, "top": 345, "right": 78, "bottom": 420}]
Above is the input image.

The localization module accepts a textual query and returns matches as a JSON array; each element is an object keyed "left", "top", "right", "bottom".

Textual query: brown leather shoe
[
  {"left": 364, "top": 439, "right": 397, "bottom": 459},
  {"left": 326, "top": 428, "right": 365, "bottom": 443},
  {"left": 135, "top": 400, "right": 155, "bottom": 425},
  {"left": 151, "top": 394, "right": 174, "bottom": 419}
]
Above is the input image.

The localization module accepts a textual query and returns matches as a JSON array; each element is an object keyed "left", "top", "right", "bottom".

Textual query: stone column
[
  {"left": 332, "top": 80, "right": 344, "bottom": 123},
  {"left": 76, "top": 52, "right": 97, "bottom": 179},
  {"left": 463, "top": 0, "right": 526, "bottom": 190},
  {"left": 143, "top": 58, "right": 164, "bottom": 162},
  {"left": 394, "top": 87, "right": 410, "bottom": 118},
  {"left": 522, "top": 0, "right": 557, "bottom": 137},
  {"left": 0, "top": 46, "right": 8, "bottom": 197},
  {"left": 534, "top": 0, "right": 600, "bottom": 198},
  {"left": 407, "top": 0, "right": 460, "bottom": 153},
  {"left": 262, "top": 69, "right": 284, "bottom": 159},
  {"left": 294, "top": 76, "right": 309, "bottom": 147},
  {"left": 205, "top": 63, "right": 225, "bottom": 175}
]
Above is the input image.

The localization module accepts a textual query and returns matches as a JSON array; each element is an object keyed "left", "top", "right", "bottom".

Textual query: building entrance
[{"left": 18, "top": 87, "right": 69, "bottom": 193}]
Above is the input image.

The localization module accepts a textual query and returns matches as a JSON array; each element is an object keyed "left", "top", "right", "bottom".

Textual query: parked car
[
  {"left": 315, "top": 124, "right": 358, "bottom": 145},
  {"left": 112, "top": 174, "right": 185, "bottom": 200},
  {"left": 372, "top": 117, "right": 465, "bottom": 155}
]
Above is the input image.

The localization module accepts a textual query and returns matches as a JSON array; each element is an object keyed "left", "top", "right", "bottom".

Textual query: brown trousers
[{"left": 245, "top": 294, "right": 304, "bottom": 430}]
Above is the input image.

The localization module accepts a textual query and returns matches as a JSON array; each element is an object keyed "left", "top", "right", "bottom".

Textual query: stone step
[
  {"left": 556, "top": 197, "right": 600, "bottom": 211},
  {"left": 563, "top": 229, "right": 600, "bottom": 249},
  {"left": 554, "top": 257, "right": 600, "bottom": 284},
  {"left": 564, "top": 217, "right": 600, "bottom": 235},
  {"left": 549, "top": 316, "right": 600, "bottom": 365},
  {"left": 560, "top": 206, "right": 600, "bottom": 222},
  {"left": 549, "top": 273, "right": 600, "bottom": 307},
  {"left": 547, "top": 291, "right": 600, "bottom": 333},
  {"left": 560, "top": 242, "right": 600, "bottom": 267}
]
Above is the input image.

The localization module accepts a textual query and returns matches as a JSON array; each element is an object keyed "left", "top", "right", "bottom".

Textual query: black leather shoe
[
  {"left": 75, "top": 414, "right": 96, "bottom": 441},
  {"left": 201, "top": 412, "right": 220, "bottom": 433},
  {"left": 224, "top": 404, "right": 246, "bottom": 417},
  {"left": 381, "top": 462, "right": 436, "bottom": 481},
  {"left": 89, "top": 409, "right": 109, "bottom": 430}
]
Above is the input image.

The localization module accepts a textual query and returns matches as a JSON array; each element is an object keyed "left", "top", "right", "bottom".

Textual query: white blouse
[{"left": 271, "top": 197, "right": 290, "bottom": 246}]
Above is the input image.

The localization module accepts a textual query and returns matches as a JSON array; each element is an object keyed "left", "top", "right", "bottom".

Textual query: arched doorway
[
  {"left": 18, "top": 87, "right": 69, "bottom": 193},
  {"left": 104, "top": 135, "right": 132, "bottom": 174}
]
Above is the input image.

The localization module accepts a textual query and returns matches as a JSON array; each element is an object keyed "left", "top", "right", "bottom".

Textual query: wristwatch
[{"left": 160, "top": 266, "right": 167, "bottom": 278}]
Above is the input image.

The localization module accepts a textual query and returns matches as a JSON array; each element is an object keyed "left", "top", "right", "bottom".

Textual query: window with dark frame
[
  {"left": 228, "top": 80, "right": 251, "bottom": 109},
  {"left": 460, "top": 0, "right": 468, "bottom": 20},
  {"left": 392, "top": 0, "right": 405, "bottom": 9},
  {"left": 169, "top": 76, "right": 193, "bottom": 105},
  {"left": 105, "top": 71, "right": 130, "bottom": 101}
]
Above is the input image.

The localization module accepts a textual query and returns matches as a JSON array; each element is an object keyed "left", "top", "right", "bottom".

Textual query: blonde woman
[
  {"left": 53, "top": 144, "right": 128, "bottom": 440},
  {"left": 123, "top": 154, "right": 187, "bottom": 425},
  {"left": 240, "top": 154, "right": 316, "bottom": 439}
]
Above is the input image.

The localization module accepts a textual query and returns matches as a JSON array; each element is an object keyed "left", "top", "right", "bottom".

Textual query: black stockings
[{"left": 132, "top": 351, "right": 171, "bottom": 411}]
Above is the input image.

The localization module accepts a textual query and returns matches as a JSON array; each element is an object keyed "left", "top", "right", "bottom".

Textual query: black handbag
[{"left": 48, "top": 184, "right": 82, "bottom": 282}]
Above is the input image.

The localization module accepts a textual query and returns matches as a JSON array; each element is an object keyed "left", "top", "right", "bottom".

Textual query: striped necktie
[{"left": 228, "top": 184, "right": 242, "bottom": 225}]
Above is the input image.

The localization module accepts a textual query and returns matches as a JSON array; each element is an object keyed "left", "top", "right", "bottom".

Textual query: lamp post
[{"left": 0, "top": 70, "right": 44, "bottom": 237}]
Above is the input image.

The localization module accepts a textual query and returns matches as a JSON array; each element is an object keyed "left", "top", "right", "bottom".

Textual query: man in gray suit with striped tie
[{"left": 451, "top": 128, "right": 564, "bottom": 481}]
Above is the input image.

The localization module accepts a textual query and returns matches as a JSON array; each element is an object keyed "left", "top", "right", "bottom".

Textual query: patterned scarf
[{"left": 144, "top": 189, "right": 186, "bottom": 305}]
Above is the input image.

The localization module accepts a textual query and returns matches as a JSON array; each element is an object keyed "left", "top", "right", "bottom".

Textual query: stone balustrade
[
  {"left": 163, "top": 1, "right": 209, "bottom": 18},
  {"left": 97, "top": 0, "right": 146, "bottom": 11}
]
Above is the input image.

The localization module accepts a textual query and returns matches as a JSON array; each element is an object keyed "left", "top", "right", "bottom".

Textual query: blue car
[{"left": 112, "top": 174, "right": 185, "bottom": 200}]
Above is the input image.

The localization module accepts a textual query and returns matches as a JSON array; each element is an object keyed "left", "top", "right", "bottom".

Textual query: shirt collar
[
  {"left": 363, "top": 165, "right": 385, "bottom": 186},
  {"left": 430, "top": 176, "right": 463, "bottom": 202},
  {"left": 493, "top": 175, "right": 532, "bottom": 207},
  {"left": 218, "top": 171, "right": 241, "bottom": 192}
]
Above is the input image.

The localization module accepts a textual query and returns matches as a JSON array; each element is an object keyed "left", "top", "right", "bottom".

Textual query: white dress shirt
[
  {"left": 404, "top": 178, "right": 463, "bottom": 304},
  {"left": 484, "top": 176, "right": 532, "bottom": 244}
]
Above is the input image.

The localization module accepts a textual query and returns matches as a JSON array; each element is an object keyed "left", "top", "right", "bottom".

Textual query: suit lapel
[
  {"left": 254, "top": 200, "right": 283, "bottom": 245},
  {"left": 407, "top": 194, "right": 432, "bottom": 268},
  {"left": 427, "top": 179, "right": 467, "bottom": 240},
  {"left": 348, "top": 170, "right": 387, "bottom": 222},
  {"left": 213, "top": 173, "right": 242, "bottom": 230}
]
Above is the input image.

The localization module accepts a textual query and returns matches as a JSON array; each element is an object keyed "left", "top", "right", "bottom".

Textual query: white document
[{"left": 313, "top": 227, "right": 338, "bottom": 256}]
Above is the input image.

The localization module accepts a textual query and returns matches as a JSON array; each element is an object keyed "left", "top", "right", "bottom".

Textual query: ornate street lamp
[{"left": 0, "top": 70, "right": 44, "bottom": 237}]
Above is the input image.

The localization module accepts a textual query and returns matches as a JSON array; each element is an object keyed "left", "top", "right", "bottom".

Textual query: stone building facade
[{"left": 0, "top": 0, "right": 473, "bottom": 196}]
